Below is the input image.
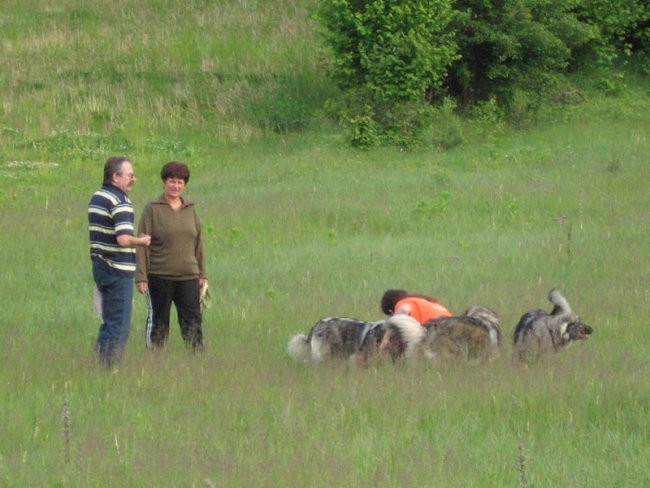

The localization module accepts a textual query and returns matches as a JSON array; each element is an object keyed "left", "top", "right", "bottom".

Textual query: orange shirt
[{"left": 395, "top": 297, "right": 452, "bottom": 324}]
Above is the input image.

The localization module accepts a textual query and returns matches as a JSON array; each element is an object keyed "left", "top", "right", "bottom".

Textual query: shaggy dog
[
  {"left": 378, "top": 306, "right": 502, "bottom": 363},
  {"left": 513, "top": 288, "right": 593, "bottom": 361},
  {"left": 287, "top": 317, "right": 386, "bottom": 364}
]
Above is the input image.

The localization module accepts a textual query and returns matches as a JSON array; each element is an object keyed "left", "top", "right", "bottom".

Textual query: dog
[
  {"left": 513, "top": 288, "right": 593, "bottom": 361},
  {"left": 378, "top": 306, "right": 502, "bottom": 363},
  {"left": 377, "top": 314, "right": 426, "bottom": 360},
  {"left": 287, "top": 317, "right": 388, "bottom": 364}
]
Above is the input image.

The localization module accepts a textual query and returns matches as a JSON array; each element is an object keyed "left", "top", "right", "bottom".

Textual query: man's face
[{"left": 113, "top": 161, "right": 136, "bottom": 193}]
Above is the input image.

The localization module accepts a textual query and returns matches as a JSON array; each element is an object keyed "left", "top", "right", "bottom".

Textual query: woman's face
[{"left": 163, "top": 177, "right": 186, "bottom": 200}]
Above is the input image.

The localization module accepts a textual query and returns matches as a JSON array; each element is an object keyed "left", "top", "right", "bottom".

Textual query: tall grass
[
  {"left": 1, "top": 0, "right": 328, "bottom": 145},
  {"left": 1, "top": 1, "right": 650, "bottom": 486}
]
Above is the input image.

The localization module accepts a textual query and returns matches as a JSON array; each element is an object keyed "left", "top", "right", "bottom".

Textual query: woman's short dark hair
[
  {"left": 103, "top": 156, "right": 130, "bottom": 185},
  {"left": 160, "top": 161, "right": 190, "bottom": 183},
  {"left": 380, "top": 289, "right": 408, "bottom": 315}
]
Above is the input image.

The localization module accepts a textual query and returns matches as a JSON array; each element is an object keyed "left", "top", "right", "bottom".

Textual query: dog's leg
[{"left": 378, "top": 328, "right": 395, "bottom": 355}]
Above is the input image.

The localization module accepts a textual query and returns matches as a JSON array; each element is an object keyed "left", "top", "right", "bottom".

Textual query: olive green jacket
[{"left": 135, "top": 195, "right": 207, "bottom": 282}]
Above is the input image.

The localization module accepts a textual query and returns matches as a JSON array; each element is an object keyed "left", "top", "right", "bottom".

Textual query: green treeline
[{"left": 316, "top": 0, "right": 650, "bottom": 146}]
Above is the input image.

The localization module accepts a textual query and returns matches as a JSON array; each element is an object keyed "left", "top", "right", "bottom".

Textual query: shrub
[
  {"left": 446, "top": 0, "right": 599, "bottom": 110},
  {"left": 316, "top": 0, "right": 459, "bottom": 147},
  {"left": 573, "top": 0, "right": 650, "bottom": 57}
]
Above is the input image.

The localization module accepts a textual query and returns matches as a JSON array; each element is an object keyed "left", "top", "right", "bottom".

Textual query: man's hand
[{"left": 117, "top": 233, "right": 151, "bottom": 247}]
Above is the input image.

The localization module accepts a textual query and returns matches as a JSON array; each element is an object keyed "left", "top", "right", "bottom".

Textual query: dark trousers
[
  {"left": 147, "top": 275, "right": 203, "bottom": 350},
  {"left": 92, "top": 258, "right": 134, "bottom": 367}
]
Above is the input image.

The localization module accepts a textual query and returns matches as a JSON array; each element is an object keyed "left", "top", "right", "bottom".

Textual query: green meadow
[{"left": 1, "top": 1, "right": 649, "bottom": 486}]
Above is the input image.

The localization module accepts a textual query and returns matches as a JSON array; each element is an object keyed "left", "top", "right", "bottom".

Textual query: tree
[
  {"left": 573, "top": 0, "right": 650, "bottom": 58},
  {"left": 316, "top": 0, "right": 458, "bottom": 147},
  {"left": 446, "top": 0, "right": 599, "bottom": 110}
]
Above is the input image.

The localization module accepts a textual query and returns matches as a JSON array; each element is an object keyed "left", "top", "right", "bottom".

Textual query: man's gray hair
[{"left": 103, "top": 156, "right": 130, "bottom": 185}]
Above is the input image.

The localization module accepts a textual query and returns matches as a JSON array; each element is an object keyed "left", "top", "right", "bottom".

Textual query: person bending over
[{"left": 380, "top": 289, "right": 452, "bottom": 324}]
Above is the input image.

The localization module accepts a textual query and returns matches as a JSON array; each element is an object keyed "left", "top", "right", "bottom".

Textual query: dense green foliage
[
  {"left": 316, "top": 0, "right": 458, "bottom": 147},
  {"left": 316, "top": 0, "right": 649, "bottom": 146},
  {"left": 575, "top": 0, "right": 650, "bottom": 56},
  {"left": 446, "top": 0, "right": 597, "bottom": 108}
]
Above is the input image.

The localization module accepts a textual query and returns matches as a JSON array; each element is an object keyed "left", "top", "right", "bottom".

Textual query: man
[{"left": 88, "top": 156, "right": 151, "bottom": 367}]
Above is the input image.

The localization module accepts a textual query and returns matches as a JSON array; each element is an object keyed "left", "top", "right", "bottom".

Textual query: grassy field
[{"left": 1, "top": 1, "right": 650, "bottom": 486}]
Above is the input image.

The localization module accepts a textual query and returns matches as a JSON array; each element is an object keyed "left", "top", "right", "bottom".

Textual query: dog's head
[
  {"left": 564, "top": 316, "right": 593, "bottom": 341},
  {"left": 559, "top": 314, "right": 593, "bottom": 347}
]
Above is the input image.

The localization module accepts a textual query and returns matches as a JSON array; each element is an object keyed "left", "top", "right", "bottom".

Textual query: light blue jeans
[{"left": 92, "top": 258, "right": 134, "bottom": 367}]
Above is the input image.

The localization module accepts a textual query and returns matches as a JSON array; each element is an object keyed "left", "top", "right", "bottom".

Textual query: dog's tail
[
  {"left": 380, "top": 314, "right": 425, "bottom": 359},
  {"left": 548, "top": 288, "right": 572, "bottom": 315},
  {"left": 287, "top": 334, "right": 312, "bottom": 362},
  {"left": 464, "top": 305, "right": 502, "bottom": 349}
]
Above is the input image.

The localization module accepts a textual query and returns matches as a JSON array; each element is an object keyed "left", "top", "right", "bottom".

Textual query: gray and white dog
[
  {"left": 513, "top": 288, "right": 593, "bottom": 361},
  {"left": 378, "top": 306, "right": 502, "bottom": 363},
  {"left": 287, "top": 317, "right": 387, "bottom": 364}
]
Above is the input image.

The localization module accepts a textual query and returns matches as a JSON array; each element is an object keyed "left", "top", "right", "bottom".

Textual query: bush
[
  {"left": 317, "top": 0, "right": 646, "bottom": 146},
  {"left": 316, "top": 0, "right": 458, "bottom": 147},
  {"left": 573, "top": 0, "right": 650, "bottom": 57},
  {"left": 446, "top": 0, "right": 599, "bottom": 110}
]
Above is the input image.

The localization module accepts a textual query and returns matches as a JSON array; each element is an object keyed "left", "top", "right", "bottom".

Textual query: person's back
[{"left": 394, "top": 296, "right": 452, "bottom": 323}]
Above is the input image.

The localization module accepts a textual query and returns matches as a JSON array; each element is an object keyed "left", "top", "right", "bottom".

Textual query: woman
[
  {"left": 380, "top": 289, "right": 452, "bottom": 324},
  {"left": 136, "top": 161, "right": 208, "bottom": 350}
]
